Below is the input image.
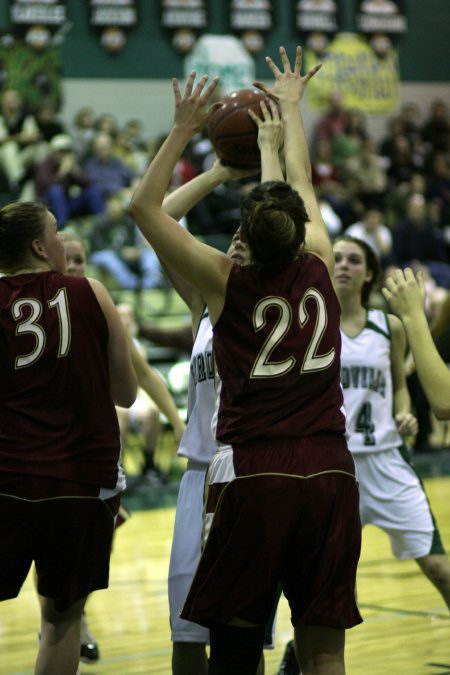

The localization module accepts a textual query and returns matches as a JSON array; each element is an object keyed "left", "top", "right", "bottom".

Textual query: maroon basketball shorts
[
  {"left": 0, "top": 476, "right": 120, "bottom": 611},
  {"left": 181, "top": 436, "right": 363, "bottom": 630}
]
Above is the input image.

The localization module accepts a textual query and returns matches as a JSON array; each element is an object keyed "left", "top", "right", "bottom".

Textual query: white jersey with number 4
[{"left": 340, "top": 308, "right": 402, "bottom": 454}]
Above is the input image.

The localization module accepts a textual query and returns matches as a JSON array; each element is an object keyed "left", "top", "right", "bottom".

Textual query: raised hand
[
  {"left": 382, "top": 268, "right": 427, "bottom": 321},
  {"left": 248, "top": 99, "right": 284, "bottom": 153},
  {"left": 172, "top": 71, "right": 221, "bottom": 134},
  {"left": 254, "top": 45, "right": 322, "bottom": 104}
]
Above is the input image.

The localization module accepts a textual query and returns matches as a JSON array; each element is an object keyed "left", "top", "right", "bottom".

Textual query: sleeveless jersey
[
  {"left": 0, "top": 271, "right": 122, "bottom": 489},
  {"left": 340, "top": 308, "right": 402, "bottom": 454},
  {"left": 177, "top": 309, "right": 217, "bottom": 463},
  {"left": 214, "top": 254, "right": 346, "bottom": 444}
]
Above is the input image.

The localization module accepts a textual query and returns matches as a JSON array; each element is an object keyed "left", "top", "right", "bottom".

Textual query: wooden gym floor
[{"left": 1, "top": 449, "right": 449, "bottom": 674}]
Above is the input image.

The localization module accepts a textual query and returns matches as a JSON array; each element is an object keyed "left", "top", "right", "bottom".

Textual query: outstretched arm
[
  {"left": 255, "top": 46, "right": 333, "bottom": 272},
  {"left": 127, "top": 334, "right": 186, "bottom": 445},
  {"left": 382, "top": 268, "right": 450, "bottom": 420},
  {"left": 129, "top": 73, "right": 232, "bottom": 325}
]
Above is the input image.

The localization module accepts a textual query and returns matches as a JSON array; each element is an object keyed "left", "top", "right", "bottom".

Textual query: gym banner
[
  {"left": 89, "top": 0, "right": 137, "bottom": 53},
  {"left": 229, "top": 0, "right": 274, "bottom": 54},
  {"left": 305, "top": 32, "right": 400, "bottom": 114},
  {"left": 161, "top": 0, "right": 209, "bottom": 54},
  {"left": 9, "top": 0, "right": 68, "bottom": 50}
]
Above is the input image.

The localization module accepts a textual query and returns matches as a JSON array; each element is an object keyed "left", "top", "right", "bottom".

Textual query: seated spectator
[
  {"left": 311, "top": 137, "right": 354, "bottom": 227},
  {"left": 384, "top": 170, "right": 428, "bottom": 227},
  {"left": 116, "top": 118, "right": 149, "bottom": 174},
  {"left": 32, "top": 97, "right": 67, "bottom": 144},
  {"left": 314, "top": 90, "right": 349, "bottom": 143},
  {"left": 83, "top": 131, "right": 138, "bottom": 202},
  {"left": 392, "top": 192, "right": 450, "bottom": 288},
  {"left": 379, "top": 115, "right": 406, "bottom": 161},
  {"left": 0, "top": 88, "right": 43, "bottom": 193},
  {"left": 426, "top": 151, "right": 450, "bottom": 225},
  {"left": 397, "top": 102, "right": 423, "bottom": 153},
  {"left": 72, "top": 106, "right": 97, "bottom": 160},
  {"left": 344, "top": 137, "right": 388, "bottom": 209},
  {"left": 421, "top": 99, "right": 450, "bottom": 153},
  {"left": 331, "top": 108, "right": 368, "bottom": 171},
  {"left": 33, "top": 133, "right": 106, "bottom": 228},
  {"left": 345, "top": 207, "right": 393, "bottom": 267},
  {"left": 89, "top": 194, "right": 163, "bottom": 290},
  {"left": 385, "top": 133, "right": 423, "bottom": 188},
  {"left": 95, "top": 113, "right": 120, "bottom": 140},
  {"left": 311, "top": 137, "right": 342, "bottom": 193}
]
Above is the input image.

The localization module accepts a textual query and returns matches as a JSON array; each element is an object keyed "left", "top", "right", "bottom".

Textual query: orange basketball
[{"left": 208, "top": 88, "right": 275, "bottom": 169}]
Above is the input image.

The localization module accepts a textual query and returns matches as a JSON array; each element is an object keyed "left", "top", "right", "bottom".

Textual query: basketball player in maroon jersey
[
  {"left": 0, "top": 201, "right": 137, "bottom": 675},
  {"left": 130, "top": 46, "right": 362, "bottom": 675}
]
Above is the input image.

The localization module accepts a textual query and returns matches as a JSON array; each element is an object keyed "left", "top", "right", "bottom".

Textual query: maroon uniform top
[
  {"left": 0, "top": 271, "right": 121, "bottom": 489},
  {"left": 214, "top": 253, "right": 346, "bottom": 444}
]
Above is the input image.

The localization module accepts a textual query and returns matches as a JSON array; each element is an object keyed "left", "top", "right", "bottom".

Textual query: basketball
[{"left": 208, "top": 88, "right": 275, "bottom": 170}]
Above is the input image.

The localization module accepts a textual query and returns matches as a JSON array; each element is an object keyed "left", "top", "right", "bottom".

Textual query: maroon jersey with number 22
[{"left": 214, "top": 253, "right": 346, "bottom": 444}]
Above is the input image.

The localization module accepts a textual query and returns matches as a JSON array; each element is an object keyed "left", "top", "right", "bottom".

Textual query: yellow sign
[{"left": 306, "top": 33, "right": 399, "bottom": 114}]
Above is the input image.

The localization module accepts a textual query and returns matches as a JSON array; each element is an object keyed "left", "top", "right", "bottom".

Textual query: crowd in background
[{"left": 1, "top": 85, "right": 450, "bottom": 453}]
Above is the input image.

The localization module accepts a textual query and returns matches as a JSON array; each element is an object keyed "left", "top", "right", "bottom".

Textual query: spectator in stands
[
  {"left": 421, "top": 99, "right": 450, "bottom": 153},
  {"left": 345, "top": 137, "right": 388, "bottom": 209},
  {"left": 0, "top": 88, "right": 42, "bottom": 194},
  {"left": 379, "top": 116, "right": 406, "bottom": 161},
  {"left": 397, "top": 102, "right": 423, "bottom": 152},
  {"left": 95, "top": 113, "right": 120, "bottom": 141},
  {"left": 332, "top": 108, "right": 368, "bottom": 171},
  {"left": 426, "top": 151, "right": 450, "bottom": 225},
  {"left": 345, "top": 207, "right": 393, "bottom": 267},
  {"left": 384, "top": 170, "right": 428, "bottom": 227},
  {"left": 34, "top": 133, "right": 106, "bottom": 228},
  {"left": 72, "top": 106, "right": 97, "bottom": 161},
  {"left": 314, "top": 90, "right": 349, "bottom": 143},
  {"left": 391, "top": 192, "right": 450, "bottom": 288},
  {"left": 386, "top": 133, "right": 423, "bottom": 188},
  {"left": 311, "top": 137, "right": 355, "bottom": 227},
  {"left": 116, "top": 118, "right": 149, "bottom": 175},
  {"left": 32, "top": 98, "right": 67, "bottom": 145},
  {"left": 89, "top": 194, "right": 163, "bottom": 290},
  {"left": 83, "top": 132, "right": 138, "bottom": 202}
]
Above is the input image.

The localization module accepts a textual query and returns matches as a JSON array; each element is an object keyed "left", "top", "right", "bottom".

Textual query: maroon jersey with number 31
[{"left": 0, "top": 271, "right": 120, "bottom": 489}]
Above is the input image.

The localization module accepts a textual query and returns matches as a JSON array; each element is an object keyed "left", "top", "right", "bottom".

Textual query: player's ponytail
[{"left": 240, "top": 181, "right": 309, "bottom": 273}]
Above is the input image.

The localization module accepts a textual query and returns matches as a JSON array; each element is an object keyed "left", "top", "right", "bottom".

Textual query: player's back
[
  {"left": 214, "top": 253, "right": 346, "bottom": 444},
  {"left": 0, "top": 271, "right": 120, "bottom": 488}
]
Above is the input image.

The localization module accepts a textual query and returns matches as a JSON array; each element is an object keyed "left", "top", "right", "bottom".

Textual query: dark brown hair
[{"left": 239, "top": 181, "right": 309, "bottom": 273}]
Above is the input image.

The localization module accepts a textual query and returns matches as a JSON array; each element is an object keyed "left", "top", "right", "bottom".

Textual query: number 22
[{"left": 251, "top": 288, "right": 335, "bottom": 378}]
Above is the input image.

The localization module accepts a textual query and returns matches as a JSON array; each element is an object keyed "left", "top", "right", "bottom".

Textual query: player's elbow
[{"left": 112, "top": 374, "right": 138, "bottom": 409}]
